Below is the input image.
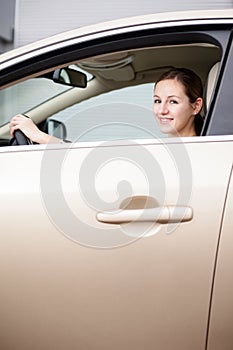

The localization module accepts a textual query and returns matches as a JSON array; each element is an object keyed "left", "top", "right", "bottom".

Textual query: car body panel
[{"left": 0, "top": 136, "right": 232, "bottom": 349}]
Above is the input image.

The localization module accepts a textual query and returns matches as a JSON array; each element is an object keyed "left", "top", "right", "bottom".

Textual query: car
[{"left": 0, "top": 8, "right": 233, "bottom": 350}]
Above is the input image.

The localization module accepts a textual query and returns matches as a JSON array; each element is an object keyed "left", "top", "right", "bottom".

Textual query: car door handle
[{"left": 96, "top": 206, "right": 193, "bottom": 224}]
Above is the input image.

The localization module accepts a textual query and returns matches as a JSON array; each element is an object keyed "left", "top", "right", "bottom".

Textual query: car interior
[{"left": 76, "top": 43, "right": 221, "bottom": 110}]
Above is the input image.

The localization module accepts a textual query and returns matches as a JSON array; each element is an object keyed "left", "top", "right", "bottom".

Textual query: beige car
[{"left": 0, "top": 9, "right": 233, "bottom": 350}]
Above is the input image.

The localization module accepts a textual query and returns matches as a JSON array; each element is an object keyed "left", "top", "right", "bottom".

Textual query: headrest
[{"left": 206, "top": 62, "right": 220, "bottom": 109}]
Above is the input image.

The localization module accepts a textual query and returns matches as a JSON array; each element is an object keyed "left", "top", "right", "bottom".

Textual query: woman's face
[{"left": 153, "top": 78, "right": 198, "bottom": 137}]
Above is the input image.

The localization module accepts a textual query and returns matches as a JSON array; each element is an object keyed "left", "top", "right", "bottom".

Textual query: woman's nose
[{"left": 159, "top": 102, "right": 168, "bottom": 114}]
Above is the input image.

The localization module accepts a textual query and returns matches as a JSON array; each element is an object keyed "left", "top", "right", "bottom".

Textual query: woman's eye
[
  {"left": 170, "top": 100, "right": 178, "bottom": 104},
  {"left": 154, "top": 99, "right": 161, "bottom": 104}
]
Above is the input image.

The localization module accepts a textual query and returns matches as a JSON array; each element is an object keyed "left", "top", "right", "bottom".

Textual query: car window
[
  {"left": 0, "top": 78, "right": 70, "bottom": 127},
  {"left": 0, "top": 39, "right": 225, "bottom": 143}
]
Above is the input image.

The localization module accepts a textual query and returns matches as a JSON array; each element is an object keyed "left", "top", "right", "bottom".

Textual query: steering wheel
[{"left": 9, "top": 129, "right": 33, "bottom": 146}]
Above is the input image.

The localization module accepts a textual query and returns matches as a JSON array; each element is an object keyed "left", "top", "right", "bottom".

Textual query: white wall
[
  {"left": 15, "top": 0, "right": 233, "bottom": 47},
  {"left": 0, "top": 0, "right": 16, "bottom": 52}
]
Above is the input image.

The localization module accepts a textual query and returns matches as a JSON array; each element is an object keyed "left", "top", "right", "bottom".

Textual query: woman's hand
[{"left": 9, "top": 114, "right": 60, "bottom": 144}]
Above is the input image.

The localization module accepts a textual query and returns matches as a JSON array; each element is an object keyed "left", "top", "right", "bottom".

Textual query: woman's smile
[{"left": 158, "top": 117, "right": 174, "bottom": 124}]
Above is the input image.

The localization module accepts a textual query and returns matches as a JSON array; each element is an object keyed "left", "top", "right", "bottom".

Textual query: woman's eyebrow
[
  {"left": 168, "top": 95, "right": 181, "bottom": 99},
  {"left": 153, "top": 94, "right": 181, "bottom": 99}
]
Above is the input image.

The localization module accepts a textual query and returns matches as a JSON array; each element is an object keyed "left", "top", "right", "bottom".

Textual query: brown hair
[{"left": 156, "top": 68, "right": 204, "bottom": 135}]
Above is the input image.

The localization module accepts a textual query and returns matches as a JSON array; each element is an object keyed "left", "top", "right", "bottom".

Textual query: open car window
[{"left": 0, "top": 39, "right": 224, "bottom": 143}]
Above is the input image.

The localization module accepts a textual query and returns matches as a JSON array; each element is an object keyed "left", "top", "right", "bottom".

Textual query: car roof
[{"left": 1, "top": 9, "right": 233, "bottom": 65}]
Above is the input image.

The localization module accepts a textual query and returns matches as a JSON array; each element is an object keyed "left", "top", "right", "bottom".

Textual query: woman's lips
[{"left": 159, "top": 117, "right": 173, "bottom": 124}]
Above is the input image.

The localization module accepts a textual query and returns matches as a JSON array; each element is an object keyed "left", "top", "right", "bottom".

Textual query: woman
[
  {"left": 153, "top": 67, "right": 204, "bottom": 137},
  {"left": 10, "top": 67, "right": 204, "bottom": 143}
]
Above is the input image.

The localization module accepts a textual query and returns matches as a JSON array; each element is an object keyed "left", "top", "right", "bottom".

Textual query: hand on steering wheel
[{"left": 9, "top": 129, "right": 33, "bottom": 146}]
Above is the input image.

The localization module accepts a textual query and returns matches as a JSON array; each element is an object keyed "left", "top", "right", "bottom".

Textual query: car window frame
[
  {"left": 0, "top": 22, "right": 232, "bottom": 138},
  {"left": 204, "top": 30, "right": 233, "bottom": 135}
]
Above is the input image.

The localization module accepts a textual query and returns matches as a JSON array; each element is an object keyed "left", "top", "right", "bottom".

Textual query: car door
[
  {"left": 0, "top": 14, "right": 233, "bottom": 350},
  {"left": 0, "top": 135, "right": 232, "bottom": 350}
]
